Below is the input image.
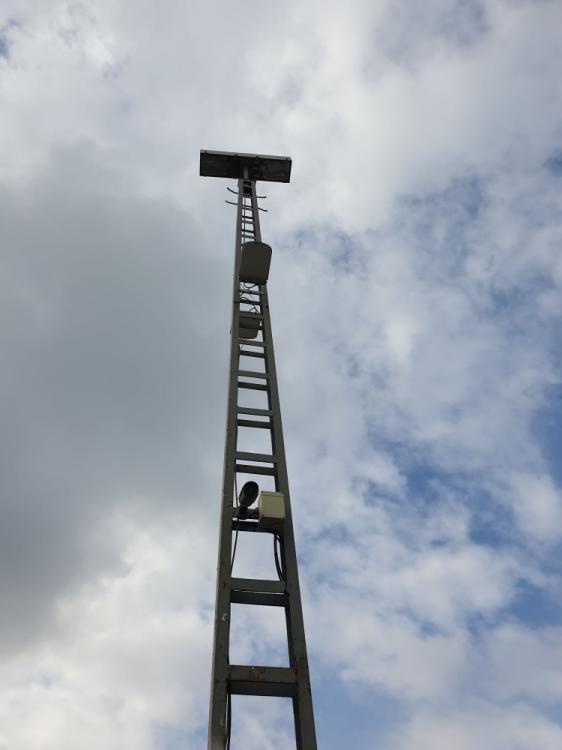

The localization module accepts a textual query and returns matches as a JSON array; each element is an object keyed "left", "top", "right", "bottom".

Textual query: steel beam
[
  {"left": 204, "top": 164, "right": 317, "bottom": 750},
  {"left": 229, "top": 665, "right": 297, "bottom": 697}
]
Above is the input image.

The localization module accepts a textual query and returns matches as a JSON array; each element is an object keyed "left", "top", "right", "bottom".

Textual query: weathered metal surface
[
  {"left": 203, "top": 167, "right": 317, "bottom": 750},
  {"left": 229, "top": 665, "right": 298, "bottom": 697},
  {"left": 200, "top": 150, "right": 292, "bottom": 182}
]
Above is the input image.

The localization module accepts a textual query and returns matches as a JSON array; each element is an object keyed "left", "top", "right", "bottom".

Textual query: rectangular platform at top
[{"left": 200, "top": 150, "right": 292, "bottom": 183}]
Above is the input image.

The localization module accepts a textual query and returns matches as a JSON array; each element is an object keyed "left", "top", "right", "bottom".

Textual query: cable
[
  {"left": 273, "top": 532, "right": 286, "bottom": 581},
  {"left": 225, "top": 691, "right": 232, "bottom": 749},
  {"left": 231, "top": 474, "right": 239, "bottom": 572}
]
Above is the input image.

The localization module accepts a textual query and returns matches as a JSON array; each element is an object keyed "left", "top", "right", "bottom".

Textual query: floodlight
[{"left": 238, "top": 480, "right": 259, "bottom": 508}]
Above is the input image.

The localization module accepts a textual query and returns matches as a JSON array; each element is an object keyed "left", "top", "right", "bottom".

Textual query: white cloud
[
  {"left": 508, "top": 472, "right": 562, "bottom": 542},
  {"left": 483, "top": 623, "right": 562, "bottom": 702},
  {"left": 1, "top": 0, "right": 562, "bottom": 747},
  {"left": 0, "top": 518, "right": 214, "bottom": 749},
  {"left": 388, "top": 703, "right": 562, "bottom": 750}
]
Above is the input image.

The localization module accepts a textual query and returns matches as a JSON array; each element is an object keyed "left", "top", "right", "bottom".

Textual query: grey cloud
[
  {"left": 374, "top": 0, "right": 489, "bottom": 67},
  {"left": 0, "top": 143, "right": 226, "bottom": 651},
  {"left": 1, "top": 1, "right": 562, "bottom": 746}
]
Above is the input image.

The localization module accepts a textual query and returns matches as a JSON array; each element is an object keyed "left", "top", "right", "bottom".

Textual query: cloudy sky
[{"left": 1, "top": 1, "right": 562, "bottom": 748}]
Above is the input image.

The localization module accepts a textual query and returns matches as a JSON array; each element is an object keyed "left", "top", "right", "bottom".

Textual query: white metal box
[
  {"left": 258, "top": 491, "right": 285, "bottom": 528},
  {"left": 239, "top": 313, "right": 260, "bottom": 339},
  {"left": 239, "top": 241, "right": 272, "bottom": 284}
]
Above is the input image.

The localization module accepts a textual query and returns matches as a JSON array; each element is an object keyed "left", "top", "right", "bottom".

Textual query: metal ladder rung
[
  {"left": 238, "top": 381, "right": 268, "bottom": 391},
  {"left": 236, "top": 419, "right": 272, "bottom": 429},
  {"left": 230, "top": 577, "right": 285, "bottom": 593},
  {"left": 231, "top": 590, "right": 288, "bottom": 606},
  {"left": 229, "top": 665, "right": 297, "bottom": 698},
  {"left": 230, "top": 577, "right": 287, "bottom": 606},
  {"left": 236, "top": 407, "right": 272, "bottom": 416},
  {"left": 238, "top": 370, "right": 268, "bottom": 379},
  {"left": 238, "top": 339, "right": 266, "bottom": 347},
  {"left": 235, "top": 463, "right": 276, "bottom": 476},
  {"left": 239, "top": 349, "right": 265, "bottom": 359},
  {"left": 236, "top": 451, "right": 277, "bottom": 463}
]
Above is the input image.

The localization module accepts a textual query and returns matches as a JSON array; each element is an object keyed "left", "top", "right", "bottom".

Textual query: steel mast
[{"left": 200, "top": 150, "right": 317, "bottom": 749}]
